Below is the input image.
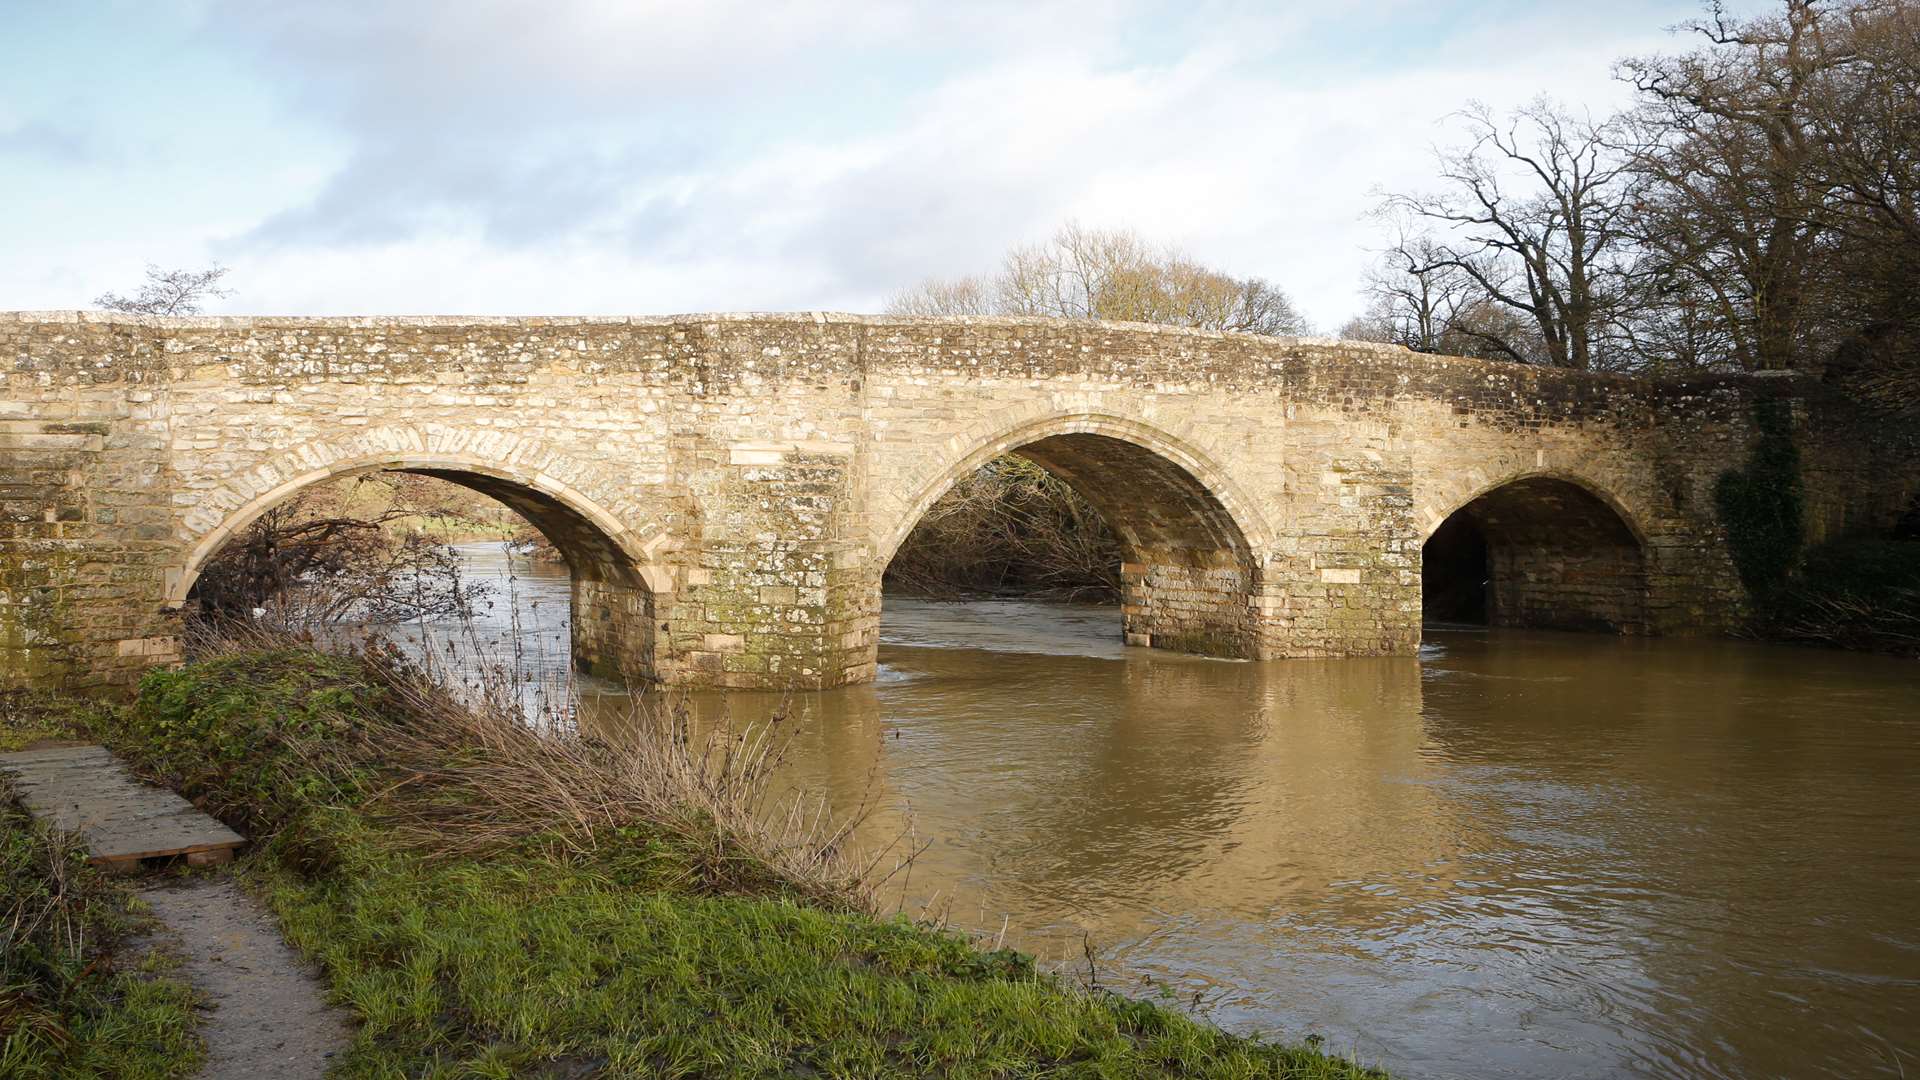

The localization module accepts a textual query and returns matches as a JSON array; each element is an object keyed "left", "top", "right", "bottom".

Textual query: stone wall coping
[
  {"left": 0, "top": 308, "right": 1818, "bottom": 390},
  {"left": 0, "top": 308, "right": 1406, "bottom": 350}
]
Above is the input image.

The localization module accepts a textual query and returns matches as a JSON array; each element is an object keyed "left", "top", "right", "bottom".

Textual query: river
[{"left": 389, "top": 543, "right": 1920, "bottom": 1079}]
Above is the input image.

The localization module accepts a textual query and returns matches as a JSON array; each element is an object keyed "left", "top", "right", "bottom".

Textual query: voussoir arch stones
[
  {"left": 168, "top": 425, "right": 680, "bottom": 605},
  {"left": 1414, "top": 457, "right": 1658, "bottom": 546},
  {"left": 869, "top": 405, "right": 1280, "bottom": 567}
]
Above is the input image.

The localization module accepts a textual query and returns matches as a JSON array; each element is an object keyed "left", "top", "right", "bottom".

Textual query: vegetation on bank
[
  {"left": 1753, "top": 537, "right": 1920, "bottom": 654},
  {"left": 1715, "top": 397, "right": 1920, "bottom": 655},
  {"left": 0, "top": 696, "right": 202, "bottom": 1078},
  {"left": 0, "top": 692, "right": 89, "bottom": 754},
  {"left": 67, "top": 643, "right": 1383, "bottom": 1078}
]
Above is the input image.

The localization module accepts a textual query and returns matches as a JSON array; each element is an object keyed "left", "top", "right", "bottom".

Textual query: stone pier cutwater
[{"left": 3, "top": 311, "right": 1915, "bottom": 692}]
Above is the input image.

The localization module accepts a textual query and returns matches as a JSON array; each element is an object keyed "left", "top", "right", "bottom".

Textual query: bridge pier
[
  {"left": 1118, "top": 552, "right": 1262, "bottom": 656},
  {"left": 570, "top": 576, "right": 659, "bottom": 683},
  {"left": 664, "top": 542, "right": 871, "bottom": 689}
]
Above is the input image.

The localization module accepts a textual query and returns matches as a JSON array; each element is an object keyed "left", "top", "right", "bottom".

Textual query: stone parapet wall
[{"left": 5, "top": 310, "right": 1910, "bottom": 694}]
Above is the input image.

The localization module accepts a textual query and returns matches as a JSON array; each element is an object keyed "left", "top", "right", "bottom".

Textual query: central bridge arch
[{"left": 875, "top": 412, "right": 1274, "bottom": 658}]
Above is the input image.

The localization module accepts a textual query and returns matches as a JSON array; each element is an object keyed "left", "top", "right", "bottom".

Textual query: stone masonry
[{"left": 4, "top": 311, "right": 1916, "bottom": 694}]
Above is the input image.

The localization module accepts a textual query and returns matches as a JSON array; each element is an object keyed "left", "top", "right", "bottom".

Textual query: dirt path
[{"left": 138, "top": 878, "right": 353, "bottom": 1080}]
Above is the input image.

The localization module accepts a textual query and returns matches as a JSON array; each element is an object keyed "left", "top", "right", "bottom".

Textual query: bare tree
[
  {"left": 1380, "top": 100, "right": 1641, "bottom": 370},
  {"left": 1347, "top": 221, "right": 1555, "bottom": 362},
  {"left": 94, "top": 263, "right": 233, "bottom": 315},
  {"left": 996, "top": 223, "right": 1155, "bottom": 319},
  {"left": 1805, "top": 1, "right": 1920, "bottom": 408},
  {"left": 1808, "top": 2, "right": 1920, "bottom": 248},
  {"left": 1622, "top": 270, "right": 1747, "bottom": 372},
  {"left": 886, "top": 275, "right": 997, "bottom": 317},
  {"left": 1615, "top": 0, "right": 1920, "bottom": 395},
  {"left": 887, "top": 222, "right": 1311, "bottom": 336},
  {"left": 1350, "top": 235, "right": 1472, "bottom": 354},
  {"left": 1619, "top": 2, "right": 1847, "bottom": 371},
  {"left": 1103, "top": 256, "right": 1308, "bottom": 334}
]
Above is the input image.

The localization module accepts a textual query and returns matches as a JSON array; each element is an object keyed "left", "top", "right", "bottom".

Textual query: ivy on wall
[{"left": 1714, "top": 397, "right": 1805, "bottom": 596}]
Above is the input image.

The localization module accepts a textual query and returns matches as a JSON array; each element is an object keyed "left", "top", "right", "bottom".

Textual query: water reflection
[{"left": 389, "top": 544, "right": 1920, "bottom": 1079}]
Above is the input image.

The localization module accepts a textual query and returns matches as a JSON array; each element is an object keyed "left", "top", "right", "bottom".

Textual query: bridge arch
[
  {"left": 168, "top": 429, "right": 677, "bottom": 683},
  {"left": 877, "top": 411, "right": 1275, "bottom": 564},
  {"left": 877, "top": 412, "right": 1271, "bottom": 658},
  {"left": 1416, "top": 464, "right": 1651, "bottom": 548},
  {"left": 1419, "top": 469, "right": 1650, "bottom": 634}
]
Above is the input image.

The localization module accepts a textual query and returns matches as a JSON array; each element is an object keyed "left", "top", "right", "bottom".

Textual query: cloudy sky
[{"left": 2, "top": 0, "right": 1762, "bottom": 331}]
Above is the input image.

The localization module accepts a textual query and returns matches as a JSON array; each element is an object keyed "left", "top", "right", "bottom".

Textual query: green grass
[
  {"left": 100, "top": 648, "right": 1386, "bottom": 1079},
  {"left": 0, "top": 720, "right": 70, "bottom": 754},
  {"left": 0, "top": 690, "right": 102, "bottom": 752},
  {"left": 0, "top": 801, "right": 203, "bottom": 1079},
  {"left": 250, "top": 818, "right": 1374, "bottom": 1078}
]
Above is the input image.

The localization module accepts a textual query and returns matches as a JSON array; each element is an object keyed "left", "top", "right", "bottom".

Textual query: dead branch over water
[{"left": 884, "top": 455, "right": 1121, "bottom": 601}]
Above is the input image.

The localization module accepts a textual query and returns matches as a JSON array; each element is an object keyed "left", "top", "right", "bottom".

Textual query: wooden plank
[{"left": 0, "top": 745, "right": 245, "bottom": 865}]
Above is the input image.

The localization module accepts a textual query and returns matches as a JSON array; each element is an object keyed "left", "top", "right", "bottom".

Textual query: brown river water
[{"left": 383, "top": 543, "right": 1920, "bottom": 1079}]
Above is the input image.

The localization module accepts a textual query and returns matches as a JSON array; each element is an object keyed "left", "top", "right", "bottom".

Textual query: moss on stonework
[
  {"left": 0, "top": 547, "right": 78, "bottom": 689},
  {"left": 1143, "top": 629, "right": 1255, "bottom": 658}
]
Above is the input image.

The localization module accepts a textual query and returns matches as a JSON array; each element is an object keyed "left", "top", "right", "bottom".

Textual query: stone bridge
[{"left": 4, "top": 311, "right": 1913, "bottom": 693}]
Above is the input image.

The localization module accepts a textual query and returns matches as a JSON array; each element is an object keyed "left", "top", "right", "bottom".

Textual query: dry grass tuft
[
  {"left": 178, "top": 622, "right": 915, "bottom": 913},
  {"left": 359, "top": 651, "right": 905, "bottom": 910},
  {"left": 1, "top": 782, "right": 93, "bottom": 966}
]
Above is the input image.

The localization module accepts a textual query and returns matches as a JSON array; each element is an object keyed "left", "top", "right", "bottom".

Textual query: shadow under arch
[
  {"left": 168, "top": 454, "right": 671, "bottom": 682},
  {"left": 880, "top": 413, "right": 1269, "bottom": 658},
  {"left": 1421, "top": 470, "right": 1649, "bottom": 634},
  {"left": 878, "top": 412, "right": 1276, "bottom": 564},
  {"left": 1419, "top": 467, "right": 1652, "bottom": 549}
]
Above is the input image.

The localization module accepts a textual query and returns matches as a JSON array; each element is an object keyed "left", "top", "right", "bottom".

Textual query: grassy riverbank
[
  {"left": 0, "top": 696, "right": 202, "bottom": 1078},
  {"left": 45, "top": 644, "right": 1384, "bottom": 1078}
]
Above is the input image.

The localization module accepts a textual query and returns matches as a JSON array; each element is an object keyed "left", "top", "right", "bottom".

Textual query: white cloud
[{"left": 2, "top": 0, "right": 1723, "bottom": 329}]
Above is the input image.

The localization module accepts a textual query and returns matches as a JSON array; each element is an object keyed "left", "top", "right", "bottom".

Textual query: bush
[
  {"left": 886, "top": 456, "right": 1121, "bottom": 600},
  {"left": 111, "top": 639, "right": 882, "bottom": 909},
  {"left": 189, "top": 472, "right": 494, "bottom": 625},
  {"left": 115, "top": 647, "right": 384, "bottom": 835},
  {"left": 1765, "top": 538, "right": 1920, "bottom": 653}
]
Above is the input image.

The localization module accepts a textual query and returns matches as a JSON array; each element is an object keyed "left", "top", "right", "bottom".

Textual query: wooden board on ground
[{"left": 0, "top": 745, "right": 245, "bottom": 869}]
